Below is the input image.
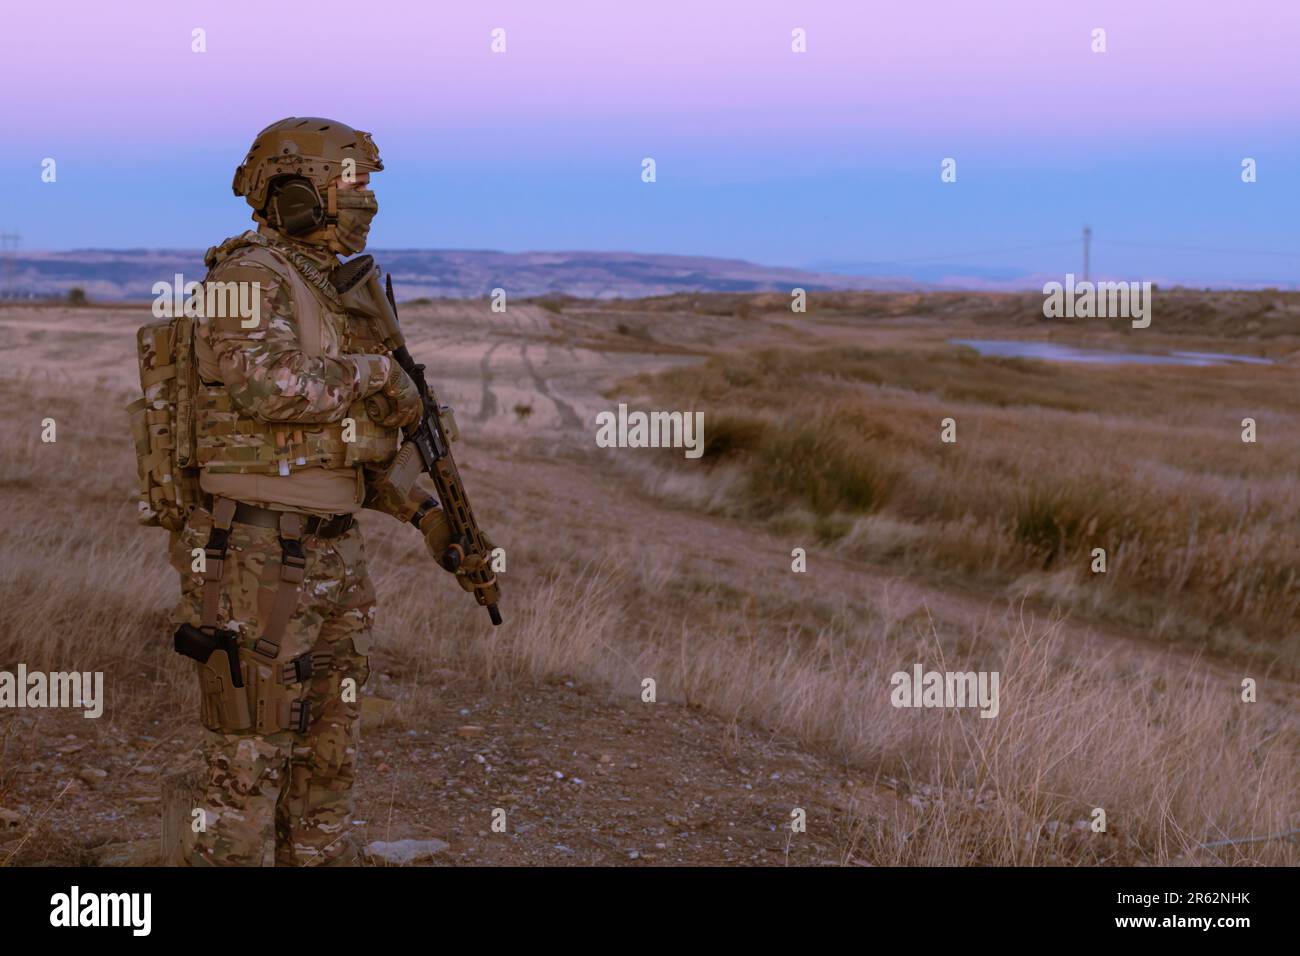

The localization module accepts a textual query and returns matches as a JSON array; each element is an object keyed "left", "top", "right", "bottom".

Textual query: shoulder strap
[{"left": 204, "top": 231, "right": 343, "bottom": 309}]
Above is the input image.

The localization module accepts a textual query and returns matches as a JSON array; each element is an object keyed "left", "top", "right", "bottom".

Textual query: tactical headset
[{"left": 266, "top": 176, "right": 328, "bottom": 237}]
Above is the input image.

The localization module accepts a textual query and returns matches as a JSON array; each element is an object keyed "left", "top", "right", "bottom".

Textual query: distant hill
[{"left": 0, "top": 248, "right": 930, "bottom": 302}]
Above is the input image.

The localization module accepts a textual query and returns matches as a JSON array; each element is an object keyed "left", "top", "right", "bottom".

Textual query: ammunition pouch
[{"left": 195, "top": 387, "right": 398, "bottom": 476}]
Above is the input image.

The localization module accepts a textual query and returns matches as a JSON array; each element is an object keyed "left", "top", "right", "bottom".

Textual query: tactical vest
[{"left": 193, "top": 232, "right": 398, "bottom": 477}]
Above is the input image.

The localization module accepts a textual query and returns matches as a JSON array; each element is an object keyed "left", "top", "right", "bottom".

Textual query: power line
[
  {"left": 840, "top": 239, "right": 1078, "bottom": 268},
  {"left": 836, "top": 235, "right": 1299, "bottom": 272},
  {"left": 1094, "top": 238, "right": 1300, "bottom": 259}
]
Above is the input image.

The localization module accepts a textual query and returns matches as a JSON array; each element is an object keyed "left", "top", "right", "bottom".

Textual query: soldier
[{"left": 168, "top": 118, "right": 465, "bottom": 866}]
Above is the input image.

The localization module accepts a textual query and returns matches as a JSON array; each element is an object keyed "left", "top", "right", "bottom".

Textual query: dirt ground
[{"left": 2, "top": 674, "right": 895, "bottom": 867}]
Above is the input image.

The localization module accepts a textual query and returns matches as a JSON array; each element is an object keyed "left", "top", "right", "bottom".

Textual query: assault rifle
[{"left": 333, "top": 256, "right": 502, "bottom": 625}]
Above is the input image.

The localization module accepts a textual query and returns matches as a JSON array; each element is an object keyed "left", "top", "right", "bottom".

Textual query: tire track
[
  {"left": 519, "top": 343, "right": 583, "bottom": 430},
  {"left": 476, "top": 341, "right": 503, "bottom": 422}
]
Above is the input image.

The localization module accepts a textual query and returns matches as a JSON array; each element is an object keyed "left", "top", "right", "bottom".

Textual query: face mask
[{"left": 332, "top": 188, "right": 378, "bottom": 254}]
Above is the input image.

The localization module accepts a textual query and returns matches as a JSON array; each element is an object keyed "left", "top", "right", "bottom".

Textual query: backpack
[{"left": 125, "top": 315, "right": 200, "bottom": 530}]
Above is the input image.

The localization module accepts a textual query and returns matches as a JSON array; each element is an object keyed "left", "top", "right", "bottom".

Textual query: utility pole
[
  {"left": 0, "top": 232, "right": 19, "bottom": 299},
  {"left": 1082, "top": 225, "right": 1091, "bottom": 283}
]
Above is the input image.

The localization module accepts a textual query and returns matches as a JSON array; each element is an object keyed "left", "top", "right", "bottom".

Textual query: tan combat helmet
[{"left": 231, "top": 117, "right": 384, "bottom": 251}]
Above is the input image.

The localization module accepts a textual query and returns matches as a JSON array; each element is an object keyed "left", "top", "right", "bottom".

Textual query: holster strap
[
  {"left": 289, "top": 699, "right": 311, "bottom": 734},
  {"left": 200, "top": 497, "right": 238, "bottom": 632},
  {"left": 283, "top": 649, "right": 333, "bottom": 684},
  {"left": 252, "top": 511, "right": 306, "bottom": 662}
]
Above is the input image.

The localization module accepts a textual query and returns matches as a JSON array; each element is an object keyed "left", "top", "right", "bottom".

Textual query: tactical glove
[
  {"left": 451, "top": 531, "right": 497, "bottom": 594},
  {"left": 418, "top": 505, "right": 497, "bottom": 593},
  {"left": 366, "top": 360, "right": 423, "bottom": 429}
]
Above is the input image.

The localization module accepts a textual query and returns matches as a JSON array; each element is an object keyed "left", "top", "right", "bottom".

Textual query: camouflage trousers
[{"left": 169, "top": 504, "right": 374, "bottom": 867}]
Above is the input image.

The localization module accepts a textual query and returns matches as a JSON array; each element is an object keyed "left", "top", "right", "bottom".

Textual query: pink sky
[{"left": 6, "top": 0, "right": 1296, "bottom": 147}]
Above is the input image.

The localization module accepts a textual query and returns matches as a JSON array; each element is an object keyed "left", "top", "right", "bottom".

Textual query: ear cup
[{"left": 270, "top": 179, "right": 324, "bottom": 235}]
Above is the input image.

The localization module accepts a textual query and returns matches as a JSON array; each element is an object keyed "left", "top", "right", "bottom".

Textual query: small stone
[
  {"left": 598, "top": 754, "right": 612, "bottom": 764},
  {"left": 79, "top": 767, "right": 109, "bottom": 786},
  {"left": 457, "top": 725, "right": 485, "bottom": 738},
  {"left": 627, "top": 849, "right": 640, "bottom": 860},
  {"left": 364, "top": 839, "right": 451, "bottom": 865},
  {"left": 96, "top": 839, "right": 160, "bottom": 867}
]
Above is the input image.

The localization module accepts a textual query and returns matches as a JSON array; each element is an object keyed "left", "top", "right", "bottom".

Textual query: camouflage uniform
[
  {"left": 170, "top": 510, "right": 373, "bottom": 866},
  {"left": 168, "top": 118, "right": 424, "bottom": 867},
  {"left": 172, "top": 227, "right": 394, "bottom": 867}
]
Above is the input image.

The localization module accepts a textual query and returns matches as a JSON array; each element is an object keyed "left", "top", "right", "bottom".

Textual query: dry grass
[
  {"left": 629, "top": 346, "right": 1300, "bottom": 670},
  {"left": 365, "top": 524, "right": 1299, "bottom": 865},
  {"left": 1, "top": 298, "right": 1296, "bottom": 867}
]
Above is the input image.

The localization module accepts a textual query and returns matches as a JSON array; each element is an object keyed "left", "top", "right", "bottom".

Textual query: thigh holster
[
  {"left": 175, "top": 499, "right": 321, "bottom": 735},
  {"left": 245, "top": 650, "right": 333, "bottom": 735}
]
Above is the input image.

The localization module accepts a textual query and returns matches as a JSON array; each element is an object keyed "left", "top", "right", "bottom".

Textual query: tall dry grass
[
  {"left": 371, "top": 536, "right": 1300, "bottom": 866},
  {"left": 630, "top": 346, "right": 1300, "bottom": 669}
]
